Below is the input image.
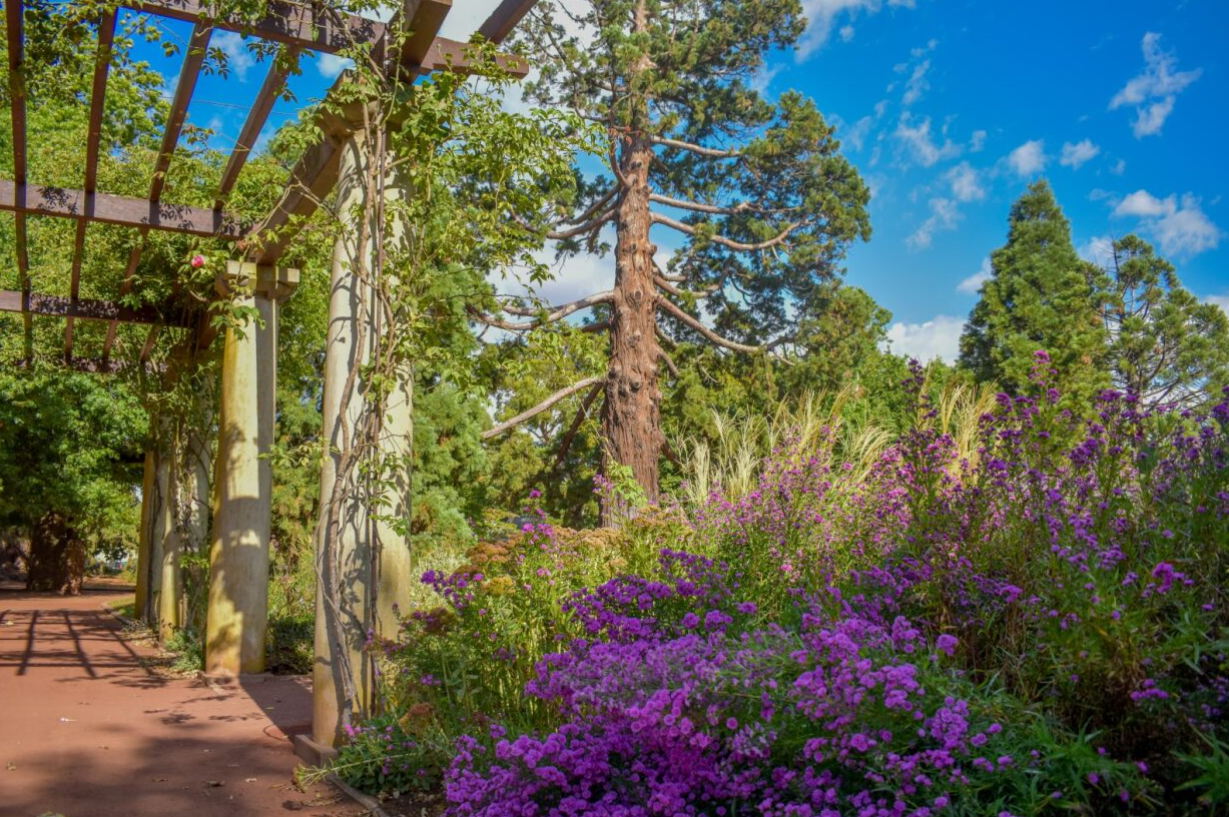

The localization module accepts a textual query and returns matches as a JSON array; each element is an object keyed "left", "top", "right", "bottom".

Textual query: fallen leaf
[
  {"left": 152, "top": 777, "right": 168, "bottom": 783},
  {"left": 58, "top": 718, "right": 75, "bottom": 723},
  {"left": 6, "top": 762, "right": 17, "bottom": 771},
  {"left": 204, "top": 780, "right": 225, "bottom": 787},
  {"left": 245, "top": 777, "right": 257, "bottom": 783}
]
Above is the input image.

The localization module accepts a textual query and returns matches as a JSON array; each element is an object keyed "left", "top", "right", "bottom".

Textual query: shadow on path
[{"left": 0, "top": 589, "right": 362, "bottom": 817}]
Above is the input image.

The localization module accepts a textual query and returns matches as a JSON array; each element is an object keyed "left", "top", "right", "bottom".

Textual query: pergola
[{"left": 1, "top": 0, "right": 538, "bottom": 753}]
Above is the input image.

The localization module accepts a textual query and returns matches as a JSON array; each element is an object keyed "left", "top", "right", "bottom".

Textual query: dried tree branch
[
  {"left": 651, "top": 211, "right": 802, "bottom": 252},
  {"left": 651, "top": 135, "right": 739, "bottom": 158},
  {"left": 482, "top": 376, "right": 604, "bottom": 440},
  {"left": 656, "top": 296, "right": 765, "bottom": 354}
]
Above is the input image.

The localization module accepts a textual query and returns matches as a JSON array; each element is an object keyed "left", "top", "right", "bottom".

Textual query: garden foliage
[{"left": 336, "top": 356, "right": 1229, "bottom": 815}]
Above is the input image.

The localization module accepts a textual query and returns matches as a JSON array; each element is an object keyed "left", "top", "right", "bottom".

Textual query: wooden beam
[
  {"left": 151, "top": 21, "right": 213, "bottom": 203},
  {"left": 423, "top": 36, "right": 527, "bottom": 77},
  {"left": 139, "top": 325, "right": 162, "bottom": 361},
  {"left": 67, "top": 9, "right": 119, "bottom": 362},
  {"left": 476, "top": 0, "right": 539, "bottom": 44},
  {"left": 215, "top": 50, "right": 296, "bottom": 209},
  {"left": 6, "top": 0, "right": 32, "bottom": 359},
  {"left": 0, "top": 290, "right": 193, "bottom": 327},
  {"left": 244, "top": 134, "right": 343, "bottom": 265},
  {"left": 380, "top": 0, "right": 451, "bottom": 72},
  {"left": 0, "top": 180, "right": 245, "bottom": 238},
  {"left": 130, "top": 0, "right": 387, "bottom": 56}
]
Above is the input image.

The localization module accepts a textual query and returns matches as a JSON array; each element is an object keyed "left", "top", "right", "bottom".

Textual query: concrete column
[
  {"left": 144, "top": 435, "right": 172, "bottom": 628},
  {"left": 205, "top": 262, "right": 298, "bottom": 675},
  {"left": 158, "top": 429, "right": 183, "bottom": 642},
  {"left": 311, "top": 127, "right": 415, "bottom": 748},
  {"left": 134, "top": 450, "right": 156, "bottom": 620}
]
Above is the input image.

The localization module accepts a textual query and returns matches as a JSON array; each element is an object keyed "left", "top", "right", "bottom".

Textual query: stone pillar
[
  {"left": 205, "top": 262, "right": 298, "bottom": 675},
  {"left": 157, "top": 429, "right": 183, "bottom": 642},
  {"left": 311, "top": 127, "right": 415, "bottom": 748},
  {"left": 134, "top": 449, "right": 156, "bottom": 620}
]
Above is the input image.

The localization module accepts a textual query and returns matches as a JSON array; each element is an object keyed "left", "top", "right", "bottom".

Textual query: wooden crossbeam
[
  {"left": 66, "top": 9, "right": 119, "bottom": 362},
  {"left": 0, "top": 180, "right": 244, "bottom": 238},
  {"left": 105, "top": 21, "right": 212, "bottom": 360},
  {"left": 0, "top": 290, "right": 193, "bottom": 327},
  {"left": 476, "top": 0, "right": 540, "bottom": 44},
  {"left": 215, "top": 49, "right": 297, "bottom": 209},
  {"left": 131, "top": 0, "right": 386, "bottom": 56},
  {"left": 6, "top": 0, "right": 32, "bottom": 360}
]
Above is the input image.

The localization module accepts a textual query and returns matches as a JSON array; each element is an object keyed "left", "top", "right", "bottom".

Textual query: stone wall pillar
[
  {"left": 311, "top": 126, "right": 414, "bottom": 748},
  {"left": 205, "top": 262, "right": 298, "bottom": 675}
]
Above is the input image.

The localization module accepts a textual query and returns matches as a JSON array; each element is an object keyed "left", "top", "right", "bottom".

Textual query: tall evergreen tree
[
  {"left": 1094, "top": 234, "right": 1229, "bottom": 408},
  {"left": 479, "top": 0, "right": 871, "bottom": 514},
  {"left": 959, "top": 181, "right": 1108, "bottom": 403}
]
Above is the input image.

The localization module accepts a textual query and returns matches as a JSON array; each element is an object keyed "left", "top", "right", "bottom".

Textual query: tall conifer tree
[
  {"left": 960, "top": 181, "right": 1108, "bottom": 402},
  {"left": 1094, "top": 234, "right": 1229, "bottom": 408},
  {"left": 479, "top": 0, "right": 871, "bottom": 514}
]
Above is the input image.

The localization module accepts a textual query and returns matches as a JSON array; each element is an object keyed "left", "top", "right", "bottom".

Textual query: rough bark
[
  {"left": 601, "top": 131, "right": 663, "bottom": 522},
  {"left": 26, "top": 512, "right": 85, "bottom": 595}
]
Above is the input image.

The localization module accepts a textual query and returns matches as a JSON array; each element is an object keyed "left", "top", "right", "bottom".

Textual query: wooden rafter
[
  {"left": 0, "top": 180, "right": 244, "bottom": 238},
  {"left": 5, "top": 0, "right": 544, "bottom": 368},
  {"left": 66, "top": 9, "right": 119, "bottom": 361},
  {"left": 103, "top": 21, "right": 212, "bottom": 360},
  {"left": 132, "top": 0, "right": 386, "bottom": 56},
  {"left": 476, "top": 0, "right": 540, "bottom": 43},
  {"left": 215, "top": 49, "right": 297, "bottom": 209},
  {"left": 0, "top": 290, "right": 192, "bottom": 327}
]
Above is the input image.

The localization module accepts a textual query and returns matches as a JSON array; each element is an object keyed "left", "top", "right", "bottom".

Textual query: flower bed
[{"left": 339, "top": 360, "right": 1229, "bottom": 814}]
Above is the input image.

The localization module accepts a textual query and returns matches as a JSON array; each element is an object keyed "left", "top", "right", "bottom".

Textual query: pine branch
[
  {"left": 654, "top": 275, "right": 717, "bottom": 300},
  {"left": 656, "top": 296, "right": 765, "bottom": 354},
  {"left": 651, "top": 212, "right": 802, "bottom": 252},
  {"left": 482, "top": 376, "right": 604, "bottom": 440},
  {"left": 649, "top": 192, "right": 751, "bottom": 216},
  {"left": 550, "top": 381, "right": 604, "bottom": 472},
  {"left": 500, "top": 290, "right": 615, "bottom": 321},
  {"left": 651, "top": 135, "right": 739, "bottom": 158}
]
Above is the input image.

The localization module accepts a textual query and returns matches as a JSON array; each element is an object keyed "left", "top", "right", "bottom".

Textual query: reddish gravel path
[{"left": 0, "top": 589, "right": 362, "bottom": 817}]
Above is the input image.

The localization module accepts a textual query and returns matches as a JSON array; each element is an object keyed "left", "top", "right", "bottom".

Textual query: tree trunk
[
  {"left": 26, "top": 512, "right": 85, "bottom": 595},
  {"left": 601, "top": 132, "right": 663, "bottom": 522}
]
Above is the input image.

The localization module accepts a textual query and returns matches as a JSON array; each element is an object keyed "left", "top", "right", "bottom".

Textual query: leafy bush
[{"left": 339, "top": 357, "right": 1229, "bottom": 814}]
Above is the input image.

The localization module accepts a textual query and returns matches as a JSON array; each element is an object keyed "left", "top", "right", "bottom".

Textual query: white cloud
[
  {"left": 1077, "top": 235, "right": 1115, "bottom": 266},
  {"left": 1110, "top": 32, "right": 1201, "bottom": 138},
  {"left": 798, "top": 0, "right": 918, "bottom": 57},
  {"left": 1114, "top": 189, "right": 1170, "bottom": 218},
  {"left": 835, "top": 114, "right": 874, "bottom": 151},
  {"left": 907, "top": 197, "right": 960, "bottom": 250},
  {"left": 886, "top": 314, "right": 965, "bottom": 363},
  {"left": 317, "top": 53, "right": 355, "bottom": 80},
  {"left": 839, "top": 24, "right": 856, "bottom": 42},
  {"left": 1008, "top": 139, "right": 1047, "bottom": 177},
  {"left": 946, "top": 161, "right": 984, "bottom": 202},
  {"left": 1060, "top": 139, "right": 1101, "bottom": 170},
  {"left": 1110, "top": 158, "right": 1127, "bottom": 175},
  {"left": 957, "top": 257, "right": 991, "bottom": 294},
  {"left": 894, "top": 114, "right": 961, "bottom": 167},
  {"left": 969, "top": 129, "right": 986, "bottom": 152},
  {"left": 902, "top": 59, "right": 930, "bottom": 106},
  {"left": 1207, "top": 295, "right": 1229, "bottom": 316},
  {"left": 212, "top": 31, "right": 255, "bottom": 82},
  {"left": 1112, "top": 189, "right": 1223, "bottom": 256}
]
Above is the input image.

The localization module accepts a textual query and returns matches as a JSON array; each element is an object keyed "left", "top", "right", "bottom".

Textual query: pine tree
[
  {"left": 960, "top": 181, "right": 1108, "bottom": 403},
  {"left": 479, "top": 0, "right": 871, "bottom": 515},
  {"left": 1094, "top": 234, "right": 1229, "bottom": 408}
]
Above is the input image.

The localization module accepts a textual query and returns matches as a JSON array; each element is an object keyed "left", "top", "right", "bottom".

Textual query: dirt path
[{"left": 0, "top": 589, "right": 364, "bottom": 817}]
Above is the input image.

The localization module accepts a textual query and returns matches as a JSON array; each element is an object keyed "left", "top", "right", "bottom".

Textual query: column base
[{"left": 293, "top": 733, "right": 340, "bottom": 766}]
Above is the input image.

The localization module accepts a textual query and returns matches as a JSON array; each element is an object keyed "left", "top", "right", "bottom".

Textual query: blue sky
[{"left": 134, "top": 0, "right": 1227, "bottom": 362}]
